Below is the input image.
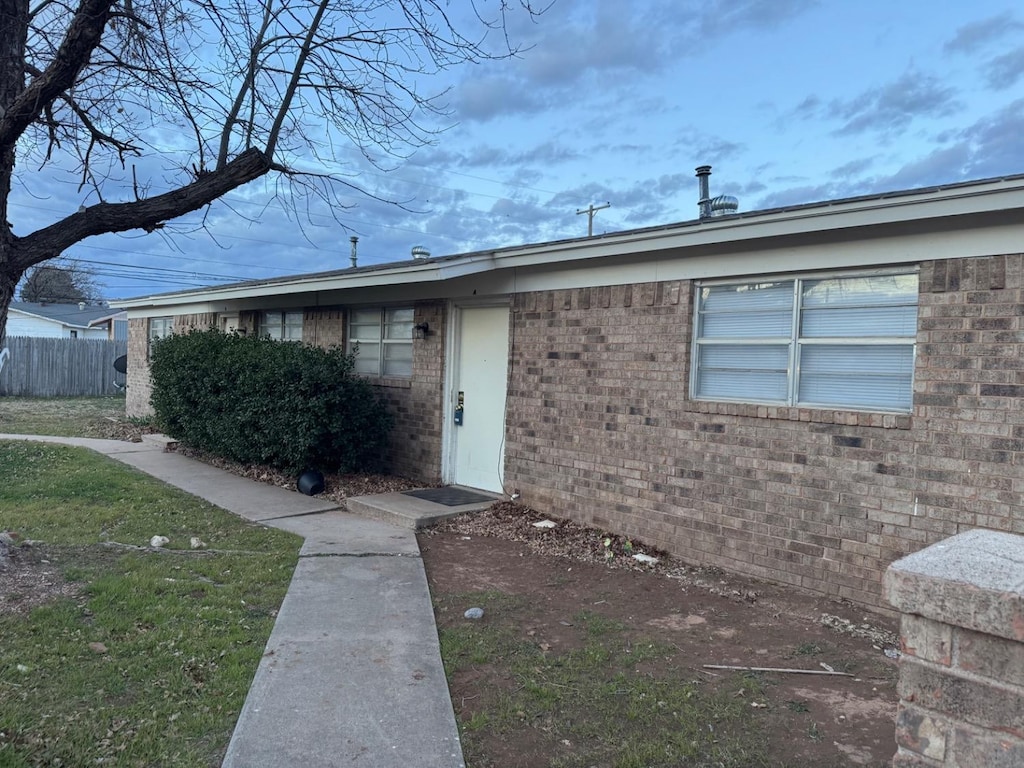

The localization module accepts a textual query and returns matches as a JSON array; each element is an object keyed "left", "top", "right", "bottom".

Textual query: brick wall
[
  {"left": 371, "top": 302, "right": 445, "bottom": 482},
  {"left": 885, "top": 530, "right": 1024, "bottom": 767},
  {"left": 504, "top": 255, "right": 1024, "bottom": 610},
  {"left": 302, "top": 307, "right": 343, "bottom": 347},
  {"left": 126, "top": 312, "right": 216, "bottom": 416},
  {"left": 125, "top": 317, "right": 150, "bottom": 415}
]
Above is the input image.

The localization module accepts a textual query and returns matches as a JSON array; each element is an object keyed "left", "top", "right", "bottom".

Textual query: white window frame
[
  {"left": 259, "top": 310, "right": 303, "bottom": 341},
  {"left": 148, "top": 316, "right": 173, "bottom": 359},
  {"left": 690, "top": 268, "right": 919, "bottom": 413},
  {"left": 347, "top": 307, "right": 414, "bottom": 377}
]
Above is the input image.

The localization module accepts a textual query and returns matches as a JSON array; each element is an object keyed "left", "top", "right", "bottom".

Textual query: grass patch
[
  {"left": 435, "top": 590, "right": 774, "bottom": 768},
  {"left": 793, "top": 642, "right": 823, "bottom": 656},
  {"left": 0, "top": 396, "right": 127, "bottom": 438},
  {"left": 0, "top": 441, "right": 301, "bottom": 767}
]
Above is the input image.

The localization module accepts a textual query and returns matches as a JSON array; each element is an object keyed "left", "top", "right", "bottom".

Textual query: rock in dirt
[
  {"left": 464, "top": 607, "right": 484, "bottom": 620},
  {"left": 632, "top": 553, "right": 659, "bottom": 565}
]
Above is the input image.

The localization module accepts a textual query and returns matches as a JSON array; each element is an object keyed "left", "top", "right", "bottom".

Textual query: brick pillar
[{"left": 884, "top": 529, "right": 1024, "bottom": 767}]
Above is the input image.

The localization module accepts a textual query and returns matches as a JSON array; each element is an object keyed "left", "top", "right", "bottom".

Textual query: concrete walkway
[{"left": 1, "top": 434, "right": 466, "bottom": 768}]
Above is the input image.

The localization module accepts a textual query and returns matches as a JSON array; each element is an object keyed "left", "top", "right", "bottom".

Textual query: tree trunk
[
  {"left": 0, "top": 263, "right": 22, "bottom": 346},
  {"left": 0, "top": 0, "right": 30, "bottom": 347}
]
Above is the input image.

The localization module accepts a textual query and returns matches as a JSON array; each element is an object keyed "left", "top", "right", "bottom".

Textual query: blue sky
[{"left": 13, "top": 0, "right": 1024, "bottom": 299}]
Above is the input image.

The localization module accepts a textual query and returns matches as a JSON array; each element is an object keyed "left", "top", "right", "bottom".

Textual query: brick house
[{"left": 112, "top": 173, "right": 1024, "bottom": 610}]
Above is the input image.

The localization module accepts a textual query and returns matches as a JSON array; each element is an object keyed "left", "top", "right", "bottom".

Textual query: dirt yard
[{"left": 420, "top": 504, "right": 899, "bottom": 767}]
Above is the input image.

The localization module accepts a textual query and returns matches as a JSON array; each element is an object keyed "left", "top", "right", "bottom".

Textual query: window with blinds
[
  {"left": 348, "top": 307, "right": 414, "bottom": 377},
  {"left": 692, "top": 271, "right": 918, "bottom": 412},
  {"left": 259, "top": 310, "right": 303, "bottom": 341}
]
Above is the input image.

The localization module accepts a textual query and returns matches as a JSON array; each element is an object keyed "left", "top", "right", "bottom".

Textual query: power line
[{"left": 72, "top": 257, "right": 251, "bottom": 282}]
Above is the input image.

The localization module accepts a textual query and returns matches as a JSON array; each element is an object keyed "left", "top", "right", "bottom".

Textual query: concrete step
[
  {"left": 345, "top": 487, "right": 501, "bottom": 529},
  {"left": 140, "top": 432, "right": 178, "bottom": 450}
]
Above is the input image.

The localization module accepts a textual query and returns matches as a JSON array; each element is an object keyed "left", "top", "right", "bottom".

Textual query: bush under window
[{"left": 150, "top": 329, "right": 392, "bottom": 473}]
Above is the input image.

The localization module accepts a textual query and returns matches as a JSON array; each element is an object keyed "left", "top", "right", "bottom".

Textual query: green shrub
[{"left": 149, "top": 329, "right": 391, "bottom": 473}]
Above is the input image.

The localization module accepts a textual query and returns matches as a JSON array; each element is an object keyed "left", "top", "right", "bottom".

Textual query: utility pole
[{"left": 576, "top": 202, "right": 610, "bottom": 236}]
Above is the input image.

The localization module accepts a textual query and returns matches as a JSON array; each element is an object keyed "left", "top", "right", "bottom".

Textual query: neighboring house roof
[
  {"left": 85, "top": 311, "right": 129, "bottom": 329},
  {"left": 10, "top": 302, "right": 122, "bottom": 330},
  {"left": 110, "top": 172, "right": 1024, "bottom": 310}
]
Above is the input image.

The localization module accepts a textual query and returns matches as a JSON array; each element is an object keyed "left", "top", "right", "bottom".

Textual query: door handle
[{"left": 454, "top": 390, "right": 464, "bottom": 426}]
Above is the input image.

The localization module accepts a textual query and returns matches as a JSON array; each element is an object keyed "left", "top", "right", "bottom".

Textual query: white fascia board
[
  {"left": 110, "top": 260, "right": 461, "bottom": 309},
  {"left": 110, "top": 178, "right": 1024, "bottom": 311},
  {"left": 127, "top": 302, "right": 224, "bottom": 318},
  {"left": 487, "top": 182, "right": 1024, "bottom": 272},
  {"left": 497, "top": 225, "right": 1018, "bottom": 294}
]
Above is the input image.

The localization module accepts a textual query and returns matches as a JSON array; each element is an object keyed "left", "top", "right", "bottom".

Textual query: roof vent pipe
[
  {"left": 411, "top": 245, "right": 430, "bottom": 260},
  {"left": 696, "top": 165, "right": 712, "bottom": 218},
  {"left": 349, "top": 236, "right": 358, "bottom": 268}
]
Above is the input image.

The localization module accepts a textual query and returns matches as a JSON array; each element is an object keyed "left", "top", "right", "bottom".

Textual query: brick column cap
[{"left": 884, "top": 529, "right": 1024, "bottom": 642}]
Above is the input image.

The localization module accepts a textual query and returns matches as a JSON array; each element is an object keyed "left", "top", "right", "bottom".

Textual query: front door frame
[{"left": 441, "top": 297, "right": 511, "bottom": 489}]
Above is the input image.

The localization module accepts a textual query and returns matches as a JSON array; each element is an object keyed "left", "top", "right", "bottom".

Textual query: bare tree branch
[
  {"left": 0, "top": 0, "right": 116, "bottom": 152},
  {"left": 15, "top": 147, "right": 274, "bottom": 269},
  {"left": 0, "top": 0, "right": 546, "bottom": 341}
]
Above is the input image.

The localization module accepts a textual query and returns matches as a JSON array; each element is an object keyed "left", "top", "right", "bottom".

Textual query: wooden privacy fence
[{"left": 0, "top": 337, "right": 127, "bottom": 397}]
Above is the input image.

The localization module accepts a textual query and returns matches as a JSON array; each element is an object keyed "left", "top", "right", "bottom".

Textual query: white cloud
[
  {"left": 985, "top": 47, "right": 1024, "bottom": 89},
  {"left": 829, "top": 72, "right": 962, "bottom": 136},
  {"left": 944, "top": 11, "right": 1023, "bottom": 54}
]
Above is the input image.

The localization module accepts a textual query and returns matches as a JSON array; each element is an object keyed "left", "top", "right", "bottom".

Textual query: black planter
[{"left": 297, "top": 470, "right": 325, "bottom": 496}]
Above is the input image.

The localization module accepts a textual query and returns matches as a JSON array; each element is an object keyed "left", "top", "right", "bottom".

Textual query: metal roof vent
[
  {"left": 696, "top": 165, "right": 739, "bottom": 219},
  {"left": 708, "top": 194, "right": 739, "bottom": 216},
  {"left": 411, "top": 245, "right": 430, "bottom": 260},
  {"left": 696, "top": 165, "right": 712, "bottom": 218}
]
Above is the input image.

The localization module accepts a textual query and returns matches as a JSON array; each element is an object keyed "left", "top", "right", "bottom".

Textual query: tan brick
[
  {"left": 895, "top": 703, "right": 948, "bottom": 761},
  {"left": 954, "top": 627, "right": 1024, "bottom": 688},
  {"left": 901, "top": 614, "right": 952, "bottom": 665},
  {"left": 897, "top": 655, "right": 1024, "bottom": 734}
]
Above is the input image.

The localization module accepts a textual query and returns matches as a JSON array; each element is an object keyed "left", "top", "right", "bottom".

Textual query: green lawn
[{"left": 0, "top": 440, "right": 301, "bottom": 767}]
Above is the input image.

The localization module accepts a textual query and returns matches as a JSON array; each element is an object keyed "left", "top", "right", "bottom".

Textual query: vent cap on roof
[
  {"left": 695, "top": 165, "right": 739, "bottom": 218},
  {"left": 708, "top": 194, "right": 739, "bottom": 216},
  {"left": 411, "top": 245, "right": 430, "bottom": 260}
]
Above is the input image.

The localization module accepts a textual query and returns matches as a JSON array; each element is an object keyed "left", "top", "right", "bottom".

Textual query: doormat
[{"left": 402, "top": 487, "right": 496, "bottom": 506}]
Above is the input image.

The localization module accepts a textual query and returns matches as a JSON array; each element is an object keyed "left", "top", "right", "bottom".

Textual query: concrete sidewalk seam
[
  {"left": 298, "top": 551, "right": 420, "bottom": 559},
  {"left": 256, "top": 507, "right": 344, "bottom": 522}
]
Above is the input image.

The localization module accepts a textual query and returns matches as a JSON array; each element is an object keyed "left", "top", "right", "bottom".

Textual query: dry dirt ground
[
  {"left": 420, "top": 504, "right": 900, "bottom": 768},
  {"left": 1, "top": 443, "right": 900, "bottom": 767}
]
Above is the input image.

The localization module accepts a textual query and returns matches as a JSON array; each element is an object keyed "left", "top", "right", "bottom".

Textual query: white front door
[{"left": 450, "top": 305, "right": 510, "bottom": 493}]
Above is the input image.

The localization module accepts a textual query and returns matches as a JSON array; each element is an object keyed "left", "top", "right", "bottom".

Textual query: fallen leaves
[{"left": 429, "top": 502, "right": 668, "bottom": 573}]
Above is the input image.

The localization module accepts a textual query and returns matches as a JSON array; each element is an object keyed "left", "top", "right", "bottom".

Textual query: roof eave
[{"left": 110, "top": 174, "right": 1024, "bottom": 310}]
